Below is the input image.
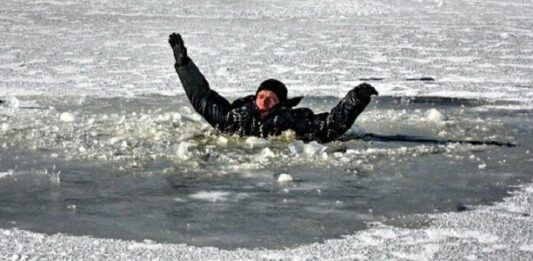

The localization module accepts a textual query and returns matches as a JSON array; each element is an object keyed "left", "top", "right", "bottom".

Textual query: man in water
[{"left": 169, "top": 33, "right": 378, "bottom": 143}]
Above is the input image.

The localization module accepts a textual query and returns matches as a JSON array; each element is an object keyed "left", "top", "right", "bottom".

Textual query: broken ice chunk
[
  {"left": 288, "top": 141, "right": 304, "bottom": 155},
  {"left": 261, "top": 147, "right": 275, "bottom": 158},
  {"left": 0, "top": 170, "right": 14, "bottom": 179},
  {"left": 4, "top": 97, "right": 20, "bottom": 108},
  {"left": 170, "top": 141, "right": 191, "bottom": 160},
  {"left": 426, "top": 108, "right": 446, "bottom": 122},
  {"left": 59, "top": 112, "right": 76, "bottom": 122},
  {"left": 217, "top": 136, "right": 228, "bottom": 145},
  {"left": 245, "top": 137, "right": 269, "bottom": 148},
  {"left": 277, "top": 173, "right": 293, "bottom": 183},
  {"left": 1, "top": 123, "right": 8, "bottom": 132},
  {"left": 303, "top": 141, "right": 327, "bottom": 157}
]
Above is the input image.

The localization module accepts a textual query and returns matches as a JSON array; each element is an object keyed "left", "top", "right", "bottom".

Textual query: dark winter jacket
[{"left": 175, "top": 60, "right": 373, "bottom": 143}]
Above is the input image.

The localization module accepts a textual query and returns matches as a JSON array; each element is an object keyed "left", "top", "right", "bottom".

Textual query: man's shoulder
[{"left": 230, "top": 95, "right": 255, "bottom": 108}]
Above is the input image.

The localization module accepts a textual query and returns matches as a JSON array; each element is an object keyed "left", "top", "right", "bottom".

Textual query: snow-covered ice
[{"left": 1, "top": 0, "right": 533, "bottom": 259}]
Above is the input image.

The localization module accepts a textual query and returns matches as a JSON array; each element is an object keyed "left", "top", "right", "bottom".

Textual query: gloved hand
[
  {"left": 345, "top": 83, "right": 378, "bottom": 106},
  {"left": 168, "top": 33, "right": 189, "bottom": 66},
  {"left": 354, "top": 83, "right": 378, "bottom": 98},
  {"left": 353, "top": 83, "right": 378, "bottom": 102}
]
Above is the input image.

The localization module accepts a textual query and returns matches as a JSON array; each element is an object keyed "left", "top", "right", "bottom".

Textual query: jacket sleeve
[
  {"left": 174, "top": 59, "right": 232, "bottom": 130},
  {"left": 294, "top": 87, "right": 372, "bottom": 143}
]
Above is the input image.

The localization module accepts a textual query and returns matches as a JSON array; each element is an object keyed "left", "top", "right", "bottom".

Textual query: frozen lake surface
[{"left": 1, "top": 0, "right": 533, "bottom": 259}]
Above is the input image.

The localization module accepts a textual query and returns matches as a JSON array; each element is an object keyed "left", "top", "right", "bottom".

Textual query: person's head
[{"left": 255, "top": 79, "right": 287, "bottom": 117}]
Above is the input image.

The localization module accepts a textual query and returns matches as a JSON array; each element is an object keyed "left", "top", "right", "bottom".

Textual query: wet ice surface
[{"left": 1, "top": 95, "right": 531, "bottom": 249}]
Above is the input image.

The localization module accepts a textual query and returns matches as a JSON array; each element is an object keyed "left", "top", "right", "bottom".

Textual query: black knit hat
[{"left": 256, "top": 79, "right": 288, "bottom": 102}]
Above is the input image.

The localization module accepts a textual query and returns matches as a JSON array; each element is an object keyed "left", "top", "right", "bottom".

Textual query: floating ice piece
[
  {"left": 0, "top": 169, "right": 14, "bottom": 179},
  {"left": 232, "top": 163, "right": 260, "bottom": 170},
  {"left": 288, "top": 141, "right": 304, "bottom": 155},
  {"left": 172, "top": 197, "right": 187, "bottom": 202},
  {"left": 217, "top": 136, "right": 228, "bottom": 145},
  {"left": 1, "top": 123, "right": 8, "bottom": 132},
  {"left": 426, "top": 108, "right": 446, "bottom": 122},
  {"left": 280, "top": 129, "right": 296, "bottom": 140},
  {"left": 245, "top": 137, "right": 269, "bottom": 148},
  {"left": 50, "top": 171, "right": 61, "bottom": 186},
  {"left": 303, "top": 141, "right": 327, "bottom": 157},
  {"left": 171, "top": 141, "right": 191, "bottom": 160},
  {"left": 109, "top": 136, "right": 122, "bottom": 144},
  {"left": 3, "top": 97, "right": 20, "bottom": 108},
  {"left": 277, "top": 173, "right": 293, "bottom": 182},
  {"left": 261, "top": 147, "right": 275, "bottom": 158},
  {"left": 478, "top": 164, "right": 487, "bottom": 169},
  {"left": 171, "top": 112, "right": 182, "bottom": 121},
  {"left": 189, "top": 191, "right": 231, "bottom": 202},
  {"left": 59, "top": 112, "right": 76, "bottom": 122}
]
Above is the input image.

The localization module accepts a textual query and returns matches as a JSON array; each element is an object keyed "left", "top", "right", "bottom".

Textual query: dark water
[{"left": 0, "top": 95, "right": 531, "bottom": 249}]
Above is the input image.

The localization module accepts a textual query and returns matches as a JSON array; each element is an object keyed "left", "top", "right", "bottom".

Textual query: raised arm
[
  {"left": 292, "top": 83, "right": 378, "bottom": 143},
  {"left": 169, "top": 33, "right": 231, "bottom": 130}
]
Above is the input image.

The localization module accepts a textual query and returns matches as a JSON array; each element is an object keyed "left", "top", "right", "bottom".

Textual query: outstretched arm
[
  {"left": 297, "top": 83, "right": 378, "bottom": 143},
  {"left": 169, "top": 33, "right": 231, "bottom": 130}
]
